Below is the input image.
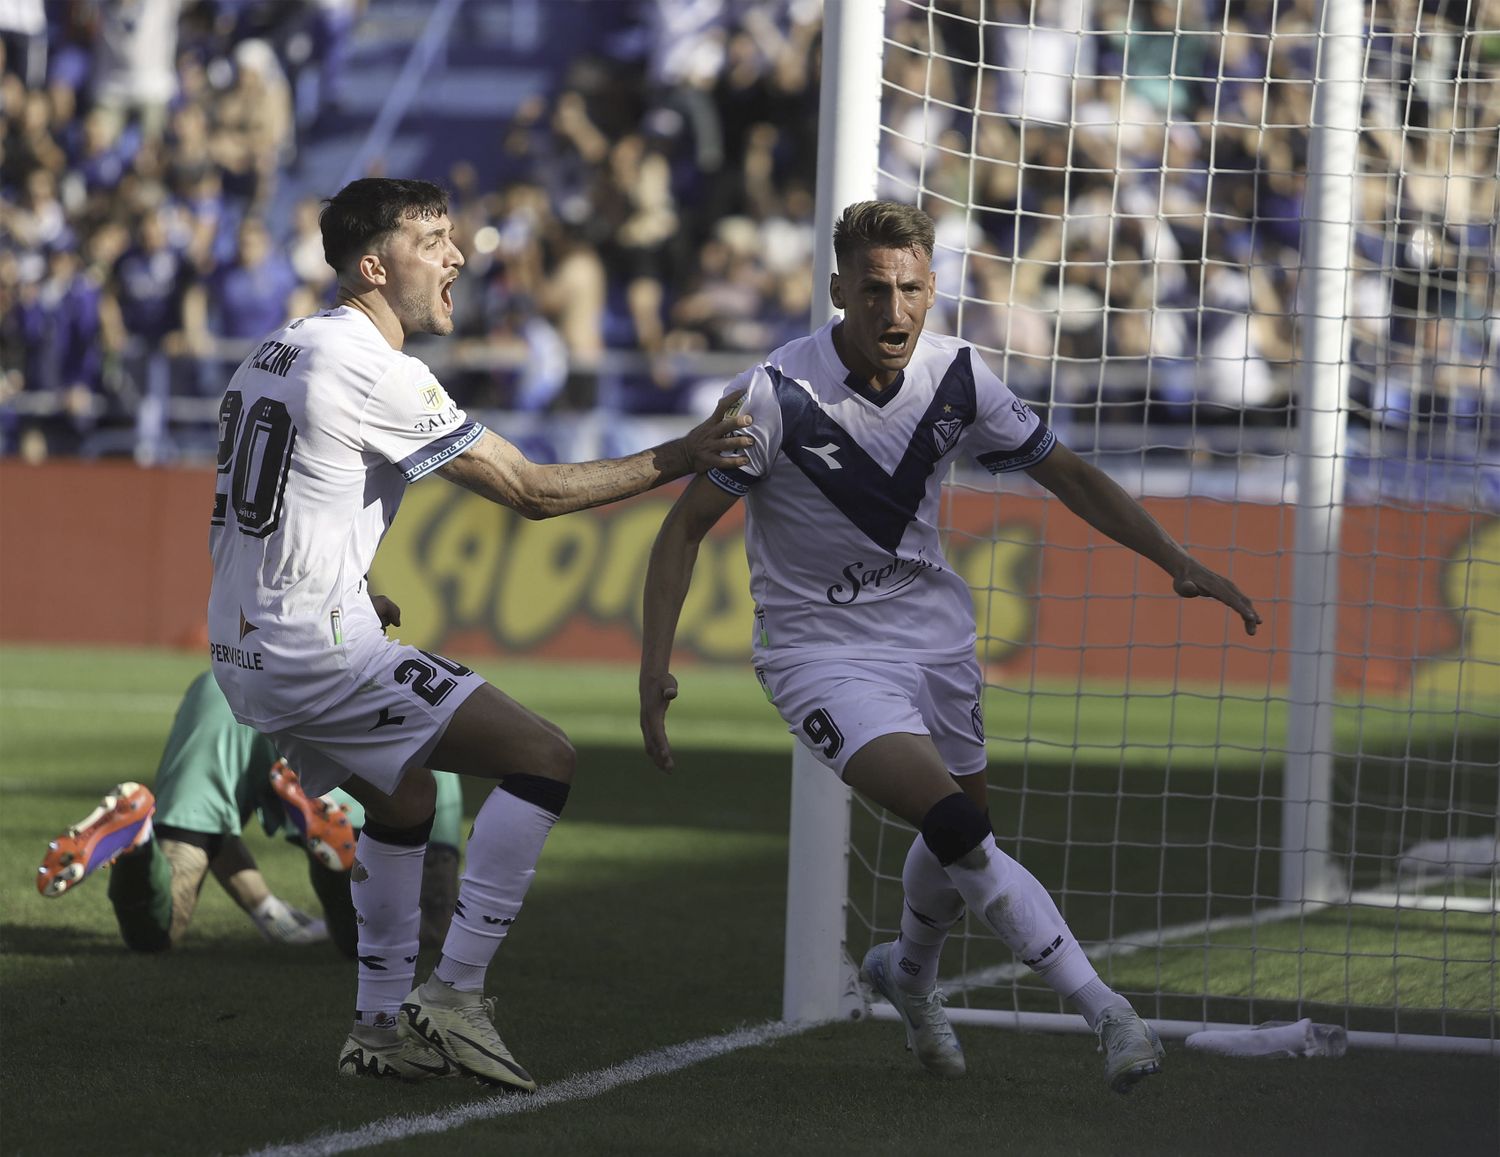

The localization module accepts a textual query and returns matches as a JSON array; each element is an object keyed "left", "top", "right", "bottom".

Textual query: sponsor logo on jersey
[
  {"left": 239, "top": 611, "right": 259, "bottom": 640},
  {"left": 1011, "top": 399, "right": 1033, "bottom": 423},
  {"left": 826, "top": 554, "right": 939, "bottom": 605},
  {"left": 210, "top": 642, "right": 264, "bottom": 670},
  {"left": 249, "top": 339, "right": 303, "bottom": 378}
]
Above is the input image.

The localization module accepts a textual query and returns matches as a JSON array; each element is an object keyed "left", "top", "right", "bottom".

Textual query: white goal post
[{"left": 784, "top": 0, "right": 1499, "bottom": 1054}]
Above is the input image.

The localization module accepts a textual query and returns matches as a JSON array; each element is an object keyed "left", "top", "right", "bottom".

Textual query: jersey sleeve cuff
[
  {"left": 707, "top": 465, "right": 757, "bottom": 496},
  {"left": 975, "top": 423, "right": 1056, "bottom": 474},
  {"left": 398, "top": 421, "right": 486, "bottom": 481}
]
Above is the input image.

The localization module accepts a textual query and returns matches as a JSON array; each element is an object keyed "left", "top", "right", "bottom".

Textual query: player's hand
[
  {"left": 1173, "top": 560, "right": 1262, "bottom": 636},
  {"left": 639, "top": 671, "right": 680, "bottom": 772},
  {"left": 679, "top": 390, "right": 753, "bottom": 474},
  {"left": 371, "top": 594, "right": 401, "bottom": 629}
]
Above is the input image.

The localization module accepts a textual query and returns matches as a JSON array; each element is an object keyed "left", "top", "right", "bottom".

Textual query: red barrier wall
[{"left": 3, "top": 460, "right": 1494, "bottom": 700}]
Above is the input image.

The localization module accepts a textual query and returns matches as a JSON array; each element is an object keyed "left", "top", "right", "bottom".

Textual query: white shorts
[
  {"left": 268, "top": 642, "right": 485, "bottom": 797},
  {"left": 759, "top": 656, "right": 987, "bottom": 778}
]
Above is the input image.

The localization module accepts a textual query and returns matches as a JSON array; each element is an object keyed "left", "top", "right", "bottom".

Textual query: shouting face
[
  {"left": 829, "top": 245, "right": 936, "bottom": 389},
  {"left": 382, "top": 212, "right": 465, "bottom": 338}
]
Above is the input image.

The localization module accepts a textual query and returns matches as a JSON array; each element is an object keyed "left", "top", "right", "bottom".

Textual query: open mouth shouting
[
  {"left": 877, "top": 329, "right": 911, "bottom": 358},
  {"left": 440, "top": 274, "right": 458, "bottom": 314}
]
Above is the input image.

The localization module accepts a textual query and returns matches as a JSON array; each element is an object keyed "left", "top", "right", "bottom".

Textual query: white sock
[
  {"left": 350, "top": 833, "right": 425, "bottom": 1018},
  {"left": 940, "top": 833, "right": 1100, "bottom": 998},
  {"left": 893, "top": 835, "right": 965, "bottom": 993},
  {"left": 434, "top": 786, "right": 559, "bottom": 992},
  {"left": 1070, "top": 976, "right": 1134, "bottom": 1028}
]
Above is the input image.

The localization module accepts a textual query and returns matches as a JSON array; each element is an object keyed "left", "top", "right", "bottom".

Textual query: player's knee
[
  {"left": 533, "top": 730, "right": 576, "bottom": 784},
  {"left": 499, "top": 773, "right": 571, "bottom": 818},
  {"left": 361, "top": 811, "right": 435, "bottom": 847},
  {"left": 919, "top": 791, "right": 992, "bottom": 867}
]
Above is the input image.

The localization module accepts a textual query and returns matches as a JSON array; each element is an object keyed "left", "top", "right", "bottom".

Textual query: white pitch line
[
  {"left": 0, "top": 688, "right": 630, "bottom": 733},
  {"left": 0, "top": 688, "right": 187, "bottom": 713},
  {"left": 243, "top": 1019, "right": 815, "bottom": 1157}
]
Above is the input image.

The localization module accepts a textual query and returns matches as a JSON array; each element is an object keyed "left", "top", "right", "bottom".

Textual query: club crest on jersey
[{"left": 932, "top": 417, "right": 964, "bottom": 456}]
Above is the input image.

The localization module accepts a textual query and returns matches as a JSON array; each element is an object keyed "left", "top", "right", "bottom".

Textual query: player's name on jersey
[
  {"left": 249, "top": 339, "right": 303, "bottom": 378},
  {"left": 209, "top": 642, "right": 265, "bottom": 670}
]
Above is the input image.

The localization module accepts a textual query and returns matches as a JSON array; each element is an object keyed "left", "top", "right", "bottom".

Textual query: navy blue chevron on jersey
[{"left": 706, "top": 319, "right": 1054, "bottom": 667}]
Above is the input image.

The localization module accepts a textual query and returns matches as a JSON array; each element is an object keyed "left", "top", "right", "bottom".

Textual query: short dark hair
[
  {"left": 320, "top": 177, "right": 449, "bottom": 275},
  {"left": 833, "top": 201, "right": 936, "bottom": 267}
]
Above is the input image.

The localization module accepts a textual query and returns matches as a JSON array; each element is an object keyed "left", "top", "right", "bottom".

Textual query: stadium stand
[{"left": 1, "top": 0, "right": 1495, "bottom": 499}]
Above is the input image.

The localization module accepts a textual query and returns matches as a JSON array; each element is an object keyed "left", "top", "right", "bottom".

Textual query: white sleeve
[
  {"left": 964, "top": 350, "right": 1056, "bottom": 474},
  {"left": 358, "top": 356, "right": 486, "bottom": 481},
  {"left": 705, "top": 364, "right": 782, "bottom": 496}
]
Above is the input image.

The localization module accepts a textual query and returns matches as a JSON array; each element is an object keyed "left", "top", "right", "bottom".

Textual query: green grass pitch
[{"left": 0, "top": 644, "right": 1495, "bottom": 1156}]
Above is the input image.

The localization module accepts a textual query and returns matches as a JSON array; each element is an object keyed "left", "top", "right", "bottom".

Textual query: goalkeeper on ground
[{"left": 35, "top": 670, "right": 464, "bottom": 957}]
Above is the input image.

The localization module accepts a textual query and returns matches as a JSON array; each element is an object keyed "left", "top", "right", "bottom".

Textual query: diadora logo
[
  {"left": 481, "top": 915, "right": 515, "bottom": 926},
  {"left": 970, "top": 699, "right": 985, "bottom": 743},
  {"left": 802, "top": 442, "right": 843, "bottom": 470}
]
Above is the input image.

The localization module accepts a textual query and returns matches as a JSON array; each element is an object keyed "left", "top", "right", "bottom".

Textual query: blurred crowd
[
  {"left": 884, "top": 0, "right": 1499, "bottom": 434},
  {"left": 1, "top": 0, "right": 1496, "bottom": 464},
  {"left": 0, "top": 0, "right": 359, "bottom": 458}
]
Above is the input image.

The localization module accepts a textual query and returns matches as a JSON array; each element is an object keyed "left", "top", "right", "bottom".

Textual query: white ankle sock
[
  {"left": 351, "top": 832, "right": 426, "bottom": 1018},
  {"left": 433, "top": 787, "right": 558, "bottom": 991},
  {"left": 1070, "top": 977, "right": 1134, "bottom": 1028}
]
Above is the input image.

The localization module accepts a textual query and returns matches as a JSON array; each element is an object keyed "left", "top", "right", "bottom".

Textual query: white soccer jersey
[
  {"left": 708, "top": 318, "right": 1055, "bottom": 667},
  {"left": 206, "top": 306, "right": 484, "bottom": 730}
]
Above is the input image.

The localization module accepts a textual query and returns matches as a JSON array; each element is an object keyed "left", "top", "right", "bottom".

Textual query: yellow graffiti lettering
[
  {"left": 589, "top": 499, "right": 675, "bottom": 622},
  {"left": 677, "top": 536, "right": 756, "bottom": 661},
  {"left": 495, "top": 512, "right": 603, "bottom": 648},
  {"left": 424, "top": 490, "right": 509, "bottom": 625},
  {"left": 375, "top": 487, "right": 1034, "bottom": 665},
  {"left": 367, "top": 482, "right": 455, "bottom": 649},
  {"left": 1413, "top": 517, "right": 1500, "bottom": 715},
  {"left": 953, "top": 523, "right": 1039, "bottom": 663}
]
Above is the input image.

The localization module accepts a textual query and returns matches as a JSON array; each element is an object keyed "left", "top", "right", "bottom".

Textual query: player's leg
[
  {"left": 210, "top": 834, "right": 329, "bottom": 945},
  {"left": 760, "top": 660, "right": 967, "bottom": 1076},
  {"left": 848, "top": 744, "right": 1162, "bottom": 1091},
  {"left": 397, "top": 682, "right": 573, "bottom": 1091},
  {"left": 324, "top": 766, "right": 456, "bottom": 1081},
  {"left": 420, "top": 771, "right": 464, "bottom": 948},
  {"left": 103, "top": 828, "right": 214, "bottom": 951}
]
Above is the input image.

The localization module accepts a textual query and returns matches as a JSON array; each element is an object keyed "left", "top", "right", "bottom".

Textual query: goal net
[{"left": 793, "top": 0, "right": 1499, "bottom": 1052}]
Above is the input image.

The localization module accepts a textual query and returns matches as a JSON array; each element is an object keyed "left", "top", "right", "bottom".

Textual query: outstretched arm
[
  {"left": 1025, "top": 443, "right": 1261, "bottom": 635},
  {"left": 438, "top": 391, "right": 752, "bottom": 519},
  {"left": 640, "top": 476, "right": 741, "bottom": 771}
]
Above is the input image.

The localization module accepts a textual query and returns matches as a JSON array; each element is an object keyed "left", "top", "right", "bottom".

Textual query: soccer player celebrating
[
  {"left": 206, "top": 177, "right": 752, "bottom": 1089},
  {"left": 639, "top": 201, "right": 1260, "bottom": 1093}
]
